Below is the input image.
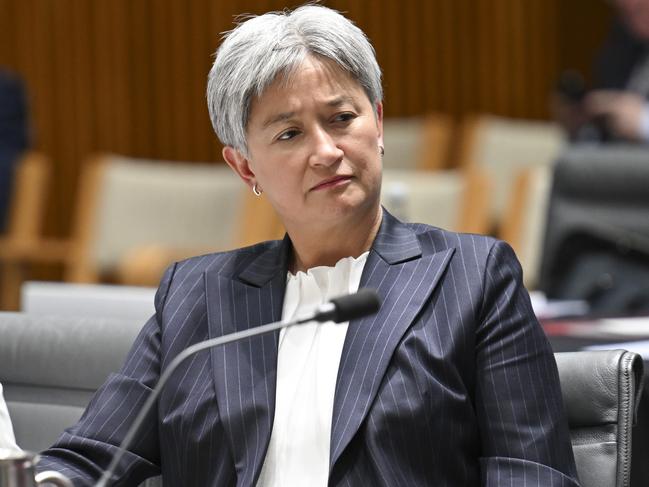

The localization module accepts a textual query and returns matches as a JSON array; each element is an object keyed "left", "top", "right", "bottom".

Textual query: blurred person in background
[
  {"left": 37, "top": 5, "right": 578, "bottom": 486},
  {"left": 0, "top": 382, "right": 20, "bottom": 451},
  {"left": 0, "top": 68, "right": 30, "bottom": 233},
  {"left": 555, "top": 0, "right": 649, "bottom": 142}
]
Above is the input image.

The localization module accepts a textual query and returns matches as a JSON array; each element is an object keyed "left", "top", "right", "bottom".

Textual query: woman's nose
[{"left": 308, "top": 128, "right": 344, "bottom": 167}]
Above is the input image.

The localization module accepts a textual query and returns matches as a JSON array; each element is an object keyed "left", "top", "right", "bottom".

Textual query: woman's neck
[{"left": 286, "top": 206, "right": 382, "bottom": 273}]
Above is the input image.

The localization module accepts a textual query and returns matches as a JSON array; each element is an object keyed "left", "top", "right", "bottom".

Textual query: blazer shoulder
[
  {"left": 153, "top": 240, "right": 283, "bottom": 316},
  {"left": 171, "top": 239, "right": 283, "bottom": 282},
  {"left": 409, "top": 224, "right": 527, "bottom": 290},
  {"left": 409, "top": 222, "right": 499, "bottom": 259}
]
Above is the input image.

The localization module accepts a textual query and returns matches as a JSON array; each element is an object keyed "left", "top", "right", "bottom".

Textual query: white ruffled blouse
[{"left": 257, "top": 252, "right": 369, "bottom": 487}]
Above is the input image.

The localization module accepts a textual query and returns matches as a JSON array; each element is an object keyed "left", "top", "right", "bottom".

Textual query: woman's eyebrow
[
  {"left": 327, "top": 95, "right": 355, "bottom": 107},
  {"left": 261, "top": 111, "right": 296, "bottom": 129},
  {"left": 261, "top": 96, "right": 357, "bottom": 128}
]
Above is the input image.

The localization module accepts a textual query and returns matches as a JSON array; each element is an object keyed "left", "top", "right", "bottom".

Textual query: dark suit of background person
[
  {"left": 558, "top": 2, "right": 649, "bottom": 143},
  {"left": 594, "top": 19, "right": 649, "bottom": 96},
  {"left": 0, "top": 69, "right": 30, "bottom": 233},
  {"left": 578, "top": 19, "right": 649, "bottom": 142},
  {"left": 38, "top": 210, "right": 579, "bottom": 487}
]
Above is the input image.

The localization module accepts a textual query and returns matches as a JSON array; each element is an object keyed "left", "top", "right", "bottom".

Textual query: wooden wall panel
[{"left": 0, "top": 0, "right": 613, "bottom": 238}]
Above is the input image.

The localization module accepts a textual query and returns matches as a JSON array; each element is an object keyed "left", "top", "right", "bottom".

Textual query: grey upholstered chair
[
  {"left": 555, "top": 350, "right": 644, "bottom": 487},
  {"left": 0, "top": 312, "right": 161, "bottom": 486}
]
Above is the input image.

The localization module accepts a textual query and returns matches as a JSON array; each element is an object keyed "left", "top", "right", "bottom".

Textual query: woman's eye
[
  {"left": 277, "top": 129, "right": 300, "bottom": 141},
  {"left": 333, "top": 112, "right": 356, "bottom": 123}
]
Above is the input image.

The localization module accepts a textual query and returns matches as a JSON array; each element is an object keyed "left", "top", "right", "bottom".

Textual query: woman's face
[{"left": 224, "top": 57, "right": 383, "bottom": 233}]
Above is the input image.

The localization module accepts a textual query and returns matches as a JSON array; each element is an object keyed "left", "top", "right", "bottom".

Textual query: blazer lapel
[
  {"left": 205, "top": 237, "right": 290, "bottom": 486},
  {"left": 330, "top": 212, "right": 455, "bottom": 468}
]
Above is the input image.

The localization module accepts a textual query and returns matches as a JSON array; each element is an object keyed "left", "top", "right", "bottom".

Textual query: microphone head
[{"left": 329, "top": 289, "right": 381, "bottom": 323}]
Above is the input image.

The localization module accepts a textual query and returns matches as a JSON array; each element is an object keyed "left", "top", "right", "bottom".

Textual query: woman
[{"left": 39, "top": 5, "right": 579, "bottom": 486}]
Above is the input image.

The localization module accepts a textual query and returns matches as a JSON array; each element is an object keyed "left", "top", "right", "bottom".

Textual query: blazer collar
[
  {"left": 237, "top": 234, "right": 292, "bottom": 287},
  {"left": 369, "top": 209, "right": 423, "bottom": 264},
  {"left": 205, "top": 238, "right": 288, "bottom": 486},
  {"left": 236, "top": 207, "right": 423, "bottom": 287},
  {"left": 329, "top": 210, "right": 455, "bottom": 469}
]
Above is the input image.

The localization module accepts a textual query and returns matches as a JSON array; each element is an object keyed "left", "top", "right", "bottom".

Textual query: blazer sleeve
[
  {"left": 474, "top": 241, "right": 580, "bottom": 487},
  {"left": 37, "top": 263, "right": 177, "bottom": 486}
]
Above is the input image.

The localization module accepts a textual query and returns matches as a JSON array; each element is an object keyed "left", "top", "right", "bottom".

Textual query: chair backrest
[
  {"left": 538, "top": 146, "right": 649, "bottom": 314},
  {"left": 382, "top": 114, "right": 453, "bottom": 171},
  {"left": 20, "top": 281, "right": 155, "bottom": 321},
  {"left": 457, "top": 114, "right": 564, "bottom": 227},
  {"left": 555, "top": 350, "right": 644, "bottom": 487},
  {"left": 4, "top": 151, "right": 50, "bottom": 244},
  {"left": 66, "top": 154, "right": 283, "bottom": 283},
  {"left": 0, "top": 152, "right": 52, "bottom": 310},
  {"left": 499, "top": 165, "right": 553, "bottom": 289},
  {"left": 381, "top": 168, "right": 491, "bottom": 234},
  {"left": 0, "top": 312, "right": 142, "bottom": 451},
  {"left": 0, "top": 312, "right": 161, "bottom": 486}
]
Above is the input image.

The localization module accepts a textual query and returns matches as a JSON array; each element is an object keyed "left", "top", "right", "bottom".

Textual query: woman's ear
[
  {"left": 223, "top": 146, "right": 256, "bottom": 191},
  {"left": 375, "top": 102, "right": 384, "bottom": 148}
]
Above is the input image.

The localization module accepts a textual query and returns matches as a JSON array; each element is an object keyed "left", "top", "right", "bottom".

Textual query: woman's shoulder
[
  {"left": 152, "top": 239, "right": 284, "bottom": 313},
  {"left": 171, "top": 240, "right": 282, "bottom": 277},
  {"left": 407, "top": 221, "right": 500, "bottom": 256}
]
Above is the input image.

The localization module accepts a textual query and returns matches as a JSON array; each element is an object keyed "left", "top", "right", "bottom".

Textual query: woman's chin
[{"left": 314, "top": 198, "right": 379, "bottom": 226}]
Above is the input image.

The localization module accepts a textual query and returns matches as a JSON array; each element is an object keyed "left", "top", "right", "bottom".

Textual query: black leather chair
[
  {"left": 539, "top": 146, "right": 649, "bottom": 315},
  {"left": 555, "top": 350, "right": 644, "bottom": 487}
]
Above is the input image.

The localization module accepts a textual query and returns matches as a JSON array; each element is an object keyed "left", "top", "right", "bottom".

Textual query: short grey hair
[{"left": 207, "top": 4, "right": 383, "bottom": 156}]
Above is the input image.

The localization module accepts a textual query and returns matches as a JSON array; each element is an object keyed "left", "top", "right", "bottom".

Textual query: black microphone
[
  {"left": 310, "top": 288, "right": 381, "bottom": 323},
  {"left": 95, "top": 289, "right": 380, "bottom": 487}
]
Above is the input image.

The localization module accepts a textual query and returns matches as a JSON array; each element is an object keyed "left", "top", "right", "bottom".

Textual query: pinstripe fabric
[{"left": 38, "top": 210, "right": 580, "bottom": 486}]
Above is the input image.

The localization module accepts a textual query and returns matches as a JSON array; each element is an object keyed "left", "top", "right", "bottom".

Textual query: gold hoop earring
[{"left": 252, "top": 184, "right": 262, "bottom": 197}]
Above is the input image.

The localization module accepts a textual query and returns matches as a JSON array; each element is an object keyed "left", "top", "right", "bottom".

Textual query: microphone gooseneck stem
[{"left": 95, "top": 316, "right": 309, "bottom": 487}]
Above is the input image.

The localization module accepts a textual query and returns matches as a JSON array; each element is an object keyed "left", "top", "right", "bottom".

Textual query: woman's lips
[{"left": 311, "top": 175, "right": 352, "bottom": 191}]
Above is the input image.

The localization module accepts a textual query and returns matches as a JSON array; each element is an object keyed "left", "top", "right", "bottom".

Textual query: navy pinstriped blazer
[{"left": 40, "top": 211, "right": 580, "bottom": 486}]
